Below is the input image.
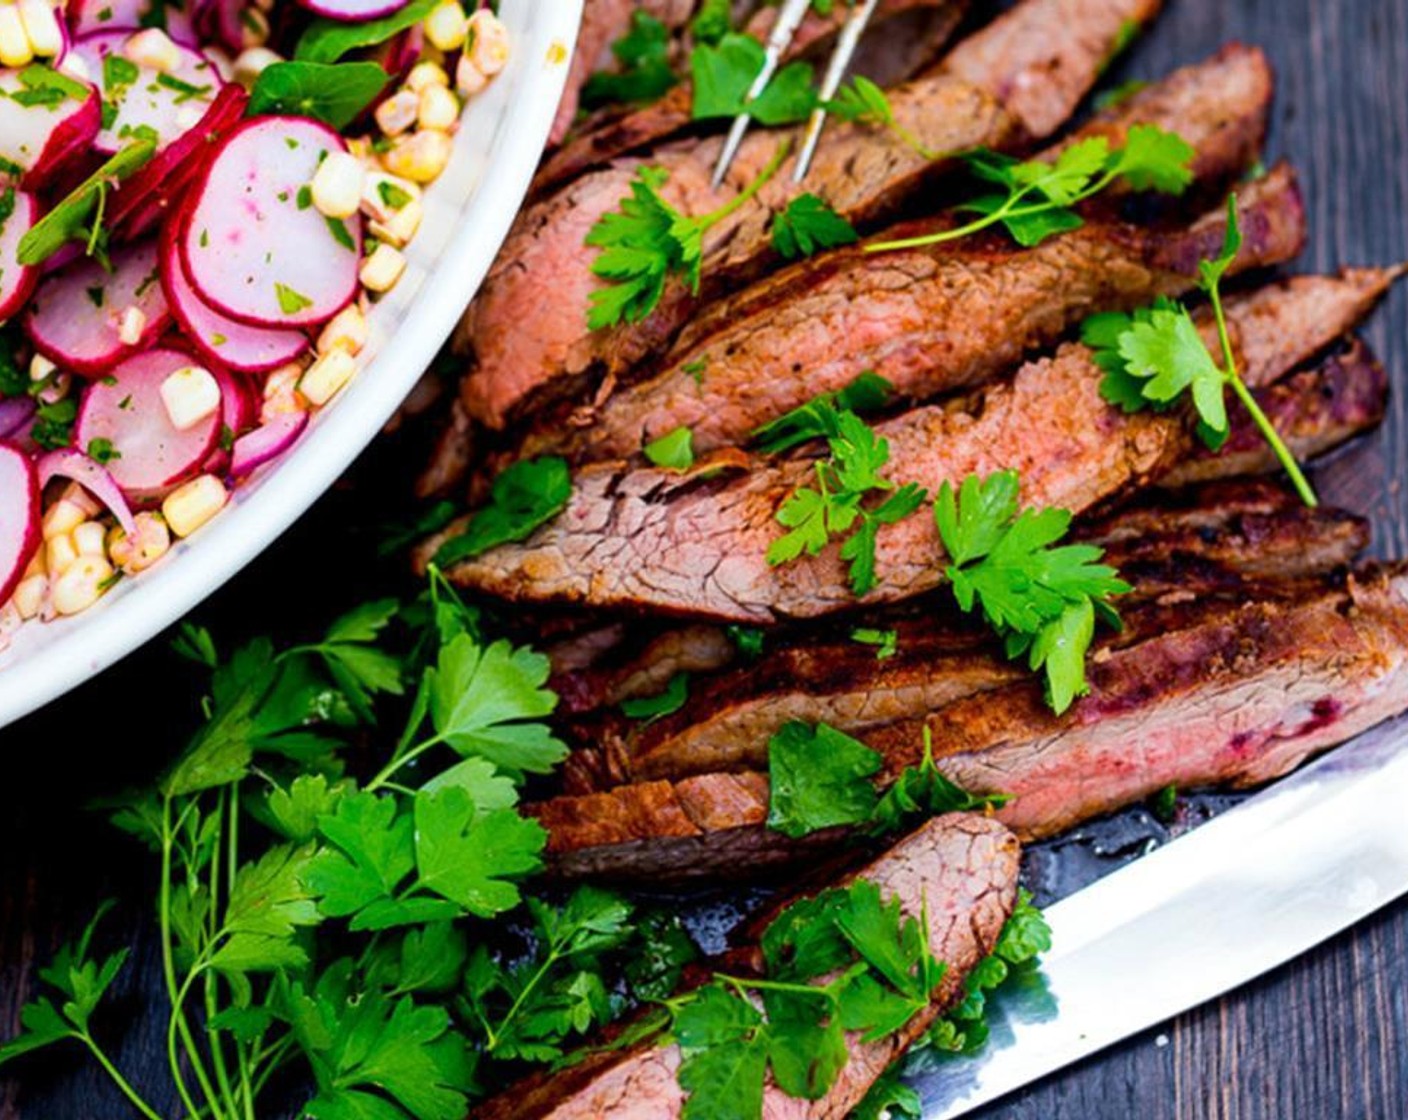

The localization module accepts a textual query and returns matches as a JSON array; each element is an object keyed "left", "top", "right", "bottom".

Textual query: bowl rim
[{"left": 0, "top": 0, "right": 585, "bottom": 730}]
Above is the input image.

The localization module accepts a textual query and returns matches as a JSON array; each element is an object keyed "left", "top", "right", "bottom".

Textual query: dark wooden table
[{"left": 4, "top": 0, "right": 1408, "bottom": 1116}]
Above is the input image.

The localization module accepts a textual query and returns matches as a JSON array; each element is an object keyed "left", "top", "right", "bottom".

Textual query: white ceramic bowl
[{"left": 0, "top": 0, "right": 584, "bottom": 730}]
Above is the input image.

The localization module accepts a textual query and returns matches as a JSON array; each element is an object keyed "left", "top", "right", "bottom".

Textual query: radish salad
[{"left": 0, "top": 0, "right": 510, "bottom": 646}]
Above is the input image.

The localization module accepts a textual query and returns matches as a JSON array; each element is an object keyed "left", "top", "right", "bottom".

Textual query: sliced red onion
[
  {"left": 36, "top": 448, "right": 138, "bottom": 536},
  {"left": 229, "top": 410, "right": 308, "bottom": 479},
  {"left": 0, "top": 397, "right": 36, "bottom": 441}
]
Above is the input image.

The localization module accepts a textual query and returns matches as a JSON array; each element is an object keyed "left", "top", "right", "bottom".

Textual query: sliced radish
[
  {"left": 198, "top": 0, "right": 243, "bottom": 53},
  {"left": 229, "top": 410, "right": 308, "bottom": 478},
  {"left": 202, "top": 365, "right": 257, "bottom": 473},
  {"left": 297, "top": 0, "right": 412, "bottom": 20},
  {"left": 71, "top": 31, "right": 222, "bottom": 156},
  {"left": 69, "top": 0, "right": 199, "bottom": 44},
  {"left": 0, "top": 443, "right": 41, "bottom": 606},
  {"left": 180, "top": 116, "right": 362, "bottom": 328},
  {"left": 0, "top": 190, "right": 40, "bottom": 323},
  {"left": 107, "top": 82, "right": 248, "bottom": 242},
  {"left": 0, "top": 397, "right": 35, "bottom": 440},
  {"left": 0, "top": 67, "right": 101, "bottom": 189},
  {"left": 161, "top": 209, "right": 309, "bottom": 373},
  {"left": 36, "top": 449, "right": 138, "bottom": 536},
  {"left": 74, "top": 347, "right": 222, "bottom": 502},
  {"left": 25, "top": 240, "right": 171, "bottom": 377}
]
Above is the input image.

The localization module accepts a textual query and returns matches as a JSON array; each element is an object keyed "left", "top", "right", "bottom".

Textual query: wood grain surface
[{"left": 3, "top": 0, "right": 1407, "bottom": 1116}]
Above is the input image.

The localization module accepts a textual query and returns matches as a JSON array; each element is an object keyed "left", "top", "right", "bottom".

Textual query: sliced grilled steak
[
  {"left": 516, "top": 163, "right": 1299, "bottom": 468},
  {"left": 421, "top": 269, "right": 1399, "bottom": 622},
  {"left": 471, "top": 813, "right": 1019, "bottom": 1117},
  {"left": 456, "top": 0, "right": 1160, "bottom": 433},
  {"left": 537, "top": 0, "right": 968, "bottom": 195},
  {"left": 530, "top": 563, "right": 1408, "bottom": 883},
  {"left": 1160, "top": 335, "right": 1389, "bottom": 488}
]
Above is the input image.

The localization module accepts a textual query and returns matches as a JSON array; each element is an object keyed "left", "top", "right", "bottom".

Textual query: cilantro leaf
[
  {"left": 1116, "top": 305, "right": 1228, "bottom": 433},
  {"left": 412, "top": 784, "right": 545, "bottom": 918},
  {"left": 581, "top": 11, "right": 678, "bottom": 109},
  {"left": 643, "top": 424, "right": 695, "bottom": 470},
  {"left": 432, "top": 456, "right": 572, "bottom": 567},
  {"left": 767, "top": 721, "right": 881, "bottom": 838}
]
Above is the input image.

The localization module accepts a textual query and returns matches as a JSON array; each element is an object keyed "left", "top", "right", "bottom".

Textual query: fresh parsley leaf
[
  {"left": 771, "top": 193, "right": 858, "bottom": 260},
  {"left": 690, "top": 33, "right": 817, "bottom": 126},
  {"left": 766, "top": 721, "right": 881, "bottom": 839},
  {"left": 208, "top": 844, "right": 322, "bottom": 976},
  {"left": 432, "top": 456, "right": 572, "bottom": 567},
  {"left": 0, "top": 330, "right": 25, "bottom": 398},
  {"left": 619, "top": 671, "right": 689, "bottom": 720},
  {"left": 18, "top": 139, "right": 156, "bottom": 266},
  {"left": 869, "top": 727, "right": 1009, "bottom": 835},
  {"left": 643, "top": 424, "right": 695, "bottom": 470},
  {"left": 750, "top": 371, "right": 892, "bottom": 454},
  {"left": 851, "top": 1063, "right": 923, "bottom": 1120},
  {"left": 250, "top": 61, "right": 389, "bottom": 130},
  {"left": 726, "top": 625, "right": 766, "bottom": 659},
  {"left": 690, "top": 0, "right": 731, "bottom": 44},
  {"left": 581, "top": 11, "right": 678, "bottom": 109},
  {"left": 851, "top": 627, "right": 898, "bottom": 660},
  {"left": 1152, "top": 782, "right": 1179, "bottom": 824},
  {"left": 412, "top": 783, "right": 545, "bottom": 918}
]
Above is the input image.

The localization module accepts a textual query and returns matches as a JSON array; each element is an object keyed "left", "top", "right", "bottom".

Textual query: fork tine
[
  {"left": 711, "top": 0, "right": 814, "bottom": 189},
  {"left": 793, "top": 0, "right": 881, "bottom": 183}
]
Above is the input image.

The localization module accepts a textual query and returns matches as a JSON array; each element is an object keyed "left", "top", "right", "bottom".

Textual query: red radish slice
[
  {"left": 229, "top": 410, "right": 308, "bottom": 478},
  {"left": 70, "top": 0, "right": 199, "bottom": 44},
  {"left": 199, "top": 0, "right": 243, "bottom": 52},
  {"left": 0, "top": 191, "right": 40, "bottom": 323},
  {"left": 71, "top": 31, "right": 222, "bottom": 156},
  {"left": 202, "top": 365, "right": 257, "bottom": 473},
  {"left": 0, "top": 68, "right": 100, "bottom": 190},
  {"left": 36, "top": 449, "right": 138, "bottom": 536},
  {"left": 160, "top": 212, "right": 309, "bottom": 373},
  {"left": 25, "top": 240, "right": 171, "bottom": 377},
  {"left": 297, "top": 0, "right": 412, "bottom": 20},
  {"left": 108, "top": 83, "right": 248, "bottom": 242},
  {"left": 74, "top": 346, "right": 222, "bottom": 502},
  {"left": 0, "top": 398, "right": 35, "bottom": 441},
  {"left": 181, "top": 116, "right": 362, "bottom": 328},
  {"left": 0, "top": 443, "right": 41, "bottom": 606}
]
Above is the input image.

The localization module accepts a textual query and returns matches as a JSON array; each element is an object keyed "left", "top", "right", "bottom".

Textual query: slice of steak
[
  {"left": 537, "top": 0, "right": 969, "bottom": 195},
  {"left": 516, "top": 163, "right": 1300, "bottom": 468},
  {"left": 530, "top": 563, "right": 1408, "bottom": 883},
  {"left": 421, "top": 268, "right": 1399, "bottom": 622},
  {"left": 457, "top": 0, "right": 1162, "bottom": 434},
  {"left": 471, "top": 813, "right": 1020, "bottom": 1117}
]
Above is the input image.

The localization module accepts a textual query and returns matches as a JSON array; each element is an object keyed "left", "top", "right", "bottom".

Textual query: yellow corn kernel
[
  {"left": 359, "top": 243, "right": 406, "bottom": 294},
  {"left": 374, "top": 89, "right": 419, "bottom": 137},
  {"left": 455, "top": 53, "right": 487, "bottom": 98},
  {"left": 51, "top": 556, "right": 114, "bottom": 616},
  {"left": 0, "top": 5, "right": 34, "bottom": 68},
  {"left": 316, "top": 303, "right": 369, "bottom": 356},
  {"left": 310, "top": 150, "right": 365, "bottom": 220},
  {"left": 160, "top": 365, "right": 221, "bottom": 431},
  {"left": 18, "top": 0, "right": 62, "bottom": 57},
  {"left": 29, "top": 353, "right": 56, "bottom": 383},
  {"left": 72, "top": 521, "right": 107, "bottom": 558},
  {"left": 369, "top": 196, "right": 423, "bottom": 248},
  {"left": 41, "top": 498, "right": 87, "bottom": 541},
  {"left": 299, "top": 348, "right": 357, "bottom": 406},
  {"left": 162, "top": 475, "right": 228, "bottom": 538},
  {"left": 108, "top": 511, "right": 170, "bottom": 574},
  {"left": 46, "top": 532, "right": 79, "bottom": 577},
  {"left": 117, "top": 305, "right": 148, "bottom": 346},
  {"left": 122, "top": 28, "right": 182, "bottom": 72},
  {"left": 382, "top": 129, "right": 452, "bottom": 183},
  {"left": 423, "top": 1, "right": 467, "bottom": 51},
  {"left": 406, "top": 60, "right": 449, "bottom": 93},
  {"left": 417, "top": 84, "right": 459, "bottom": 131},
  {"left": 465, "top": 10, "right": 509, "bottom": 76},
  {"left": 232, "top": 46, "right": 278, "bottom": 88},
  {"left": 12, "top": 573, "right": 47, "bottom": 620}
]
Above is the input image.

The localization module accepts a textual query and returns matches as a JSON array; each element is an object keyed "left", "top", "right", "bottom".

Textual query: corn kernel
[
  {"left": 46, "top": 532, "right": 78, "bottom": 577},
  {"left": 240, "top": 6, "right": 269, "bottom": 48},
  {"left": 0, "top": 5, "right": 34, "bottom": 67},
  {"left": 311, "top": 151, "right": 365, "bottom": 221},
  {"left": 12, "top": 574, "right": 47, "bottom": 620},
  {"left": 117, "top": 305, "right": 148, "bottom": 346},
  {"left": 108, "top": 512, "right": 170, "bottom": 574},
  {"left": 18, "top": 0, "right": 62, "bottom": 57},
  {"left": 374, "top": 89, "right": 419, "bottom": 137},
  {"left": 455, "top": 54, "right": 487, "bottom": 98},
  {"left": 369, "top": 197, "right": 423, "bottom": 248},
  {"left": 316, "top": 303, "right": 368, "bottom": 356},
  {"left": 22, "top": 549, "right": 44, "bottom": 580},
  {"left": 162, "top": 475, "right": 227, "bottom": 538},
  {"left": 159, "top": 365, "right": 221, "bottom": 432},
  {"left": 406, "top": 60, "right": 449, "bottom": 92},
  {"left": 123, "top": 28, "right": 182, "bottom": 72},
  {"left": 60, "top": 483, "right": 101, "bottom": 518},
  {"left": 423, "top": 1, "right": 467, "bottom": 51},
  {"left": 360, "top": 172, "right": 420, "bottom": 223},
  {"left": 465, "top": 10, "right": 509, "bottom": 76},
  {"left": 299, "top": 348, "right": 357, "bottom": 406},
  {"left": 382, "top": 129, "right": 452, "bottom": 183},
  {"left": 359, "top": 243, "right": 406, "bottom": 293},
  {"left": 58, "top": 50, "right": 90, "bottom": 82},
  {"left": 417, "top": 84, "right": 459, "bottom": 131},
  {"left": 29, "top": 353, "right": 56, "bottom": 382},
  {"left": 52, "top": 556, "right": 114, "bottom": 616},
  {"left": 72, "top": 521, "right": 107, "bottom": 558},
  {"left": 42, "top": 498, "right": 86, "bottom": 541}
]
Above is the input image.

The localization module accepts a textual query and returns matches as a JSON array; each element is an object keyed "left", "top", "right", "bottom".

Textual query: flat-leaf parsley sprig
[
  {"left": 935, "top": 471, "right": 1130, "bottom": 713},
  {"left": 866, "top": 124, "right": 1195, "bottom": 253},
  {"left": 1083, "top": 195, "right": 1319, "bottom": 507},
  {"left": 585, "top": 141, "right": 790, "bottom": 330}
]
